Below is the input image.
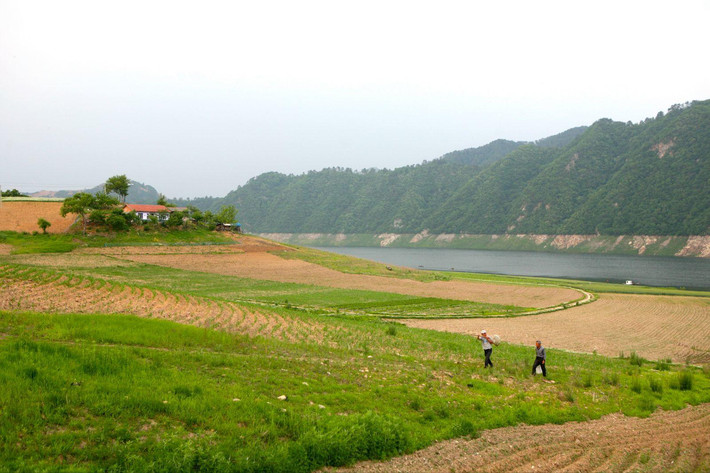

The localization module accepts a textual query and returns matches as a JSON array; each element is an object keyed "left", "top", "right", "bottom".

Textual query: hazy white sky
[{"left": 1, "top": 0, "right": 709, "bottom": 197}]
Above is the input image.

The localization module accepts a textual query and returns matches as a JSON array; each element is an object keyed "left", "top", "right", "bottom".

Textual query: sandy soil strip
[
  {"left": 402, "top": 293, "right": 710, "bottom": 363},
  {"left": 115, "top": 252, "right": 582, "bottom": 309},
  {"left": 327, "top": 403, "right": 710, "bottom": 473},
  {"left": 0, "top": 244, "right": 12, "bottom": 255}
]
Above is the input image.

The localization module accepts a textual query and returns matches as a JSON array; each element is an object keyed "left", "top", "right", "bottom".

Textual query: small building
[
  {"left": 123, "top": 204, "right": 172, "bottom": 222},
  {"left": 216, "top": 222, "right": 242, "bottom": 233}
]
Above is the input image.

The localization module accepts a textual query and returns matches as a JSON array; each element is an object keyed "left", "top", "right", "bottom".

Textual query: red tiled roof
[{"left": 123, "top": 204, "right": 170, "bottom": 213}]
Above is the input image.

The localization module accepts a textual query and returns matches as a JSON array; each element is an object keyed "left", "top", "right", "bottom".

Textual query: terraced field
[
  {"left": 0, "top": 265, "right": 323, "bottom": 343},
  {"left": 330, "top": 403, "right": 710, "bottom": 473}
]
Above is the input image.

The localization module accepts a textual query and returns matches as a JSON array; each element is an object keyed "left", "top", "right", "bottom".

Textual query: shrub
[
  {"left": 648, "top": 377, "right": 663, "bottom": 393},
  {"left": 654, "top": 358, "right": 672, "bottom": 371},
  {"left": 638, "top": 395, "right": 655, "bottom": 413},
  {"left": 630, "top": 377, "right": 643, "bottom": 394},
  {"left": 602, "top": 371, "right": 619, "bottom": 386},
  {"left": 449, "top": 418, "right": 477, "bottom": 438},
  {"left": 670, "top": 371, "right": 693, "bottom": 391},
  {"left": 629, "top": 352, "right": 645, "bottom": 366},
  {"left": 581, "top": 373, "right": 594, "bottom": 388}
]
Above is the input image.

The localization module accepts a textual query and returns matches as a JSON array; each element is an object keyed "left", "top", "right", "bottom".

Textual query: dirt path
[
  {"left": 114, "top": 252, "right": 582, "bottom": 309},
  {"left": 327, "top": 403, "right": 710, "bottom": 473},
  {"left": 402, "top": 293, "right": 710, "bottom": 363}
]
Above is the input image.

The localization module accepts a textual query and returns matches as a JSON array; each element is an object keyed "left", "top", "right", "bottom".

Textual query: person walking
[
  {"left": 532, "top": 340, "right": 547, "bottom": 377},
  {"left": 477, "top": 330, "right": 494, "bottom": 368}
]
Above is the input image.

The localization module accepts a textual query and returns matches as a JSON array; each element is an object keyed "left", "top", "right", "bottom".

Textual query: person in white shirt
[{"left": 477, "top": 330, "right": 494, "bottom": 368}]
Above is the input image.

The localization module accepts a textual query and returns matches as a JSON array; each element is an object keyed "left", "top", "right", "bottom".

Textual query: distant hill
[
  {"left": 30, "top": 180, "right": 161, "bottom": 204},
  {"left": 197, "top": 100, "right": 708, "bottom": 236}
]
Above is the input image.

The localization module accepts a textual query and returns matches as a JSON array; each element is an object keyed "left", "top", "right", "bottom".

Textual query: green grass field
[
  {"left": 1, "top": 231, "right": 709, "bottom": 471},
  {"left": 1, "top": 311, "right": 707, "bottom": 473},
  {"left": 0, "top": 230, "right": 235, "bottom": 255}
]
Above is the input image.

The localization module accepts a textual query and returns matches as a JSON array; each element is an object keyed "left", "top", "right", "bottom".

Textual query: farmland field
[
  {"left": 0, "top": 233, "right": 709, "bottom": 472},
  {"left": 403, "top": 293, "right": 710, "bottom": 363},
  {"left": 0, "top": 201, "right": 76, "bottom": 233}
]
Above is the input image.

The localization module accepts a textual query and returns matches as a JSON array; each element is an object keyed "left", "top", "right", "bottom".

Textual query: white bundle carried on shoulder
[{"left": 492, "top": 334, "right": 501, "bottom": 346}]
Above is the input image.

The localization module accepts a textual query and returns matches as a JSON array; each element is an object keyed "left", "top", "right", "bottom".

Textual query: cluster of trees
[
  {"left": 60, "top": 191, "right": 136, "bottom": 234},
  {"left": 60, "top": 175, "right": 238, "bottom": 235},
  {"left": 1, "top": 189, "right": 27, "bottom": 197}
]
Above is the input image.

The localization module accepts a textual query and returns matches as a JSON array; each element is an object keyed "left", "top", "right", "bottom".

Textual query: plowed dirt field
[
  {"left": 0, "top": 201, "right": 75, "bottom": 233},
  {"left": 327, "top": 403, "right": 710, "bottom": 473},
  {"left": 402, "top": 293, "right": 710, "bottom": 363}
]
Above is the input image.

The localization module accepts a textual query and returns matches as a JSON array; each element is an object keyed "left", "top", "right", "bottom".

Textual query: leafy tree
[
  {"left": 106, "top": 209, "right": 131, "bottom": 231},
  {"left": 37, "top": 218, "right": 51, "bottom": 234},
  {"left": 214, "top": 205, "right": 237, "bottom": 225},
  {"left": 104, "top": 175, "right": 130, "bottom": 203},
  {"left": 60, "top": 193, "right": 97, "bottom": 235},
  {"left": 165, "top": 210, "right": 186, "bottom": 228}
]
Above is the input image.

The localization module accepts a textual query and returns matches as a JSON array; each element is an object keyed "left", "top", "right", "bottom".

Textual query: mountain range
[
  {"left": 29, "top": 100, "right": 709, "bottom": 237},
  {"left": 175, "top": 99, "right": 709, "bottom": 236}
]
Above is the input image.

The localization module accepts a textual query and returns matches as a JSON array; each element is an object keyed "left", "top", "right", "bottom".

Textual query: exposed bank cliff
[{"left": 257, "top": 233, "right": 710, "bottom": 258}]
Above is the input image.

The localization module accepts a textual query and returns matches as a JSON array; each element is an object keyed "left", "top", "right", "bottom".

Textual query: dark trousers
[
  {"left": 484, "top": 348, "right": 493, "bottom": 368},
  {"left": 532, "top": 356, "right": 546, "bottom": 376}
]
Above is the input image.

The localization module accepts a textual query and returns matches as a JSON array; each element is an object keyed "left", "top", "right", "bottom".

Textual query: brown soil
[
  {"left": 402, "top": 293, "right": 710, "bottom": 363},
  {"left": 0, "top": 244, "right": 12, "bottom": 255},
  {"left": 0, "top": 265, "right": 323, "bottom": 343},
  {"left": 327, "top": 403, "right": 710, "bottom": 473},
  {"left": 3, "top": 254, "right": 139, "bottom": 268},
  {"left": 112, "top": 251, "right": 581, "bottom": 309},
  {"left": 0, "top": 201, "right": 76, "bottom": 233}
]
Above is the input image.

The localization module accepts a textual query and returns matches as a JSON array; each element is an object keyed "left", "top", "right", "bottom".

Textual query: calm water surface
[{"left": 315, "top": 247, "right": 710, "bottom": 290}]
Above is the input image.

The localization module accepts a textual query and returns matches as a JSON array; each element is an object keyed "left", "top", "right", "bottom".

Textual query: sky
[{"left": 1, "top": 1, "right": 709, "bottom": 198}]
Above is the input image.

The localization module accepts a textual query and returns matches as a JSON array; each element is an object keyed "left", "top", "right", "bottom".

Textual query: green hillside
[{"left": 178, "top": 100, "right": 709, "bottom": 236}]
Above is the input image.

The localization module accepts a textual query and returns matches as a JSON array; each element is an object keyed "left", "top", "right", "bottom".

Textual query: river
[{"left": 314, "top": 247, "right": 710, "bottom": 290}]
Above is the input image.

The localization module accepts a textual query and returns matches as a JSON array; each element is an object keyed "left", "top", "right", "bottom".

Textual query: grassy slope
[{"left": 1, "top": 311, "right": 707, "bottom": 473}]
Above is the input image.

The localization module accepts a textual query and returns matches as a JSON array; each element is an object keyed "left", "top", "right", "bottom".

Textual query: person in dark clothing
[
  {"left": 532, "top": 340, "right": 546, "bottom": 377},
  {"left": 477, "top": 330, "right": 494, "bottom": 368}
]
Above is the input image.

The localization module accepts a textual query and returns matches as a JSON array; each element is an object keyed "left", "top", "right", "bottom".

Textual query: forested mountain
[{"left": 179, "top": 100, "right": 710, "bottom": 236}]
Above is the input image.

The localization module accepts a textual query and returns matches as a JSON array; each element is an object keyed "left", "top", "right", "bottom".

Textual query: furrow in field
[
  {"left": 0, "top": 274, "right": 323, "bottom": 343},
  {"left": 328, "top": 404, "right": 710, "bottom": 473}
]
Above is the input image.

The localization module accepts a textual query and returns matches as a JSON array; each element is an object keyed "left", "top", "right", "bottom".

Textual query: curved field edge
[
  {"left": 0, "top": 262, "right": 529, "bottom": 318},
  {"left": 1, "top": 310, "right": 709, "bottom": 473}
]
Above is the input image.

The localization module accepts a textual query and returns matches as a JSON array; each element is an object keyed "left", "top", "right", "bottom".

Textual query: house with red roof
[{"left": 123, "top": 204, "right": 174, "bottom": 222}]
